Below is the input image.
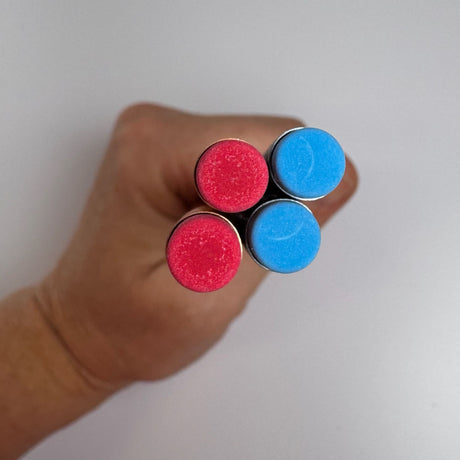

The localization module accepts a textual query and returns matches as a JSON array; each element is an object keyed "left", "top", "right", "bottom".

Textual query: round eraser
[
  {"left": 270, "top": 127, "right": 345, "bottom": 199},
  {"left": 195, "top": 139, "right": 269, "bottom": 213},
  {"left": 167, "top": 213, "right": 242, "bottom": 292},
  {"left": 246, "top": 200, "right": 321, "bottom": 273}
]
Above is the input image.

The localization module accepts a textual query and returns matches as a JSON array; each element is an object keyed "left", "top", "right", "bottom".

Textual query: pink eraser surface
[
  {"left": 195, "top": 139, "right": 269, "bottom": 213},
  {"left": 166, "top": 213, "right": 242, "bottom": 292}
]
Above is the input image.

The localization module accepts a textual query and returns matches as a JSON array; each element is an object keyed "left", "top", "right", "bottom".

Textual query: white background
[{"left": 1, "top": 1, "right": 459, "bottom": 458}]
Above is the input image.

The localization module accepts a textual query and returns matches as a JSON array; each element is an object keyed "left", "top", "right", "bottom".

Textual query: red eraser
[
  {"left": 166, "top": 213, "right": 242, "bottom": 292},
  {"left": 195, "top": 139, "right": 269, "bottom": 213}
]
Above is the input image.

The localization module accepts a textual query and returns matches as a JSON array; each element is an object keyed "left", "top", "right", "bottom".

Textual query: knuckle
[
  {"left": 114, "top": 103, "right": 183, "bottom": 154},
  {"left": 114, "top": 103, "right": 173, "bottom": 149},
  {"left": 115, "top": 112, "right": 157, "bottom": 146},
  {"left": 116, "top": 102, "right": 158, "bottom": 126}
]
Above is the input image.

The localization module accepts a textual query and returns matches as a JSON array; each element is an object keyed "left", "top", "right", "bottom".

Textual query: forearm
[{"left": 0, "top": 287, "right": 115, "bottom": 459}]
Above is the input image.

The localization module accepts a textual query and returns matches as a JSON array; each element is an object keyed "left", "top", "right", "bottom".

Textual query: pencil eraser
[
  {"left": 166, "top": 213, "right": 242, "bottom": 292},
  {"left": 195, "top": 139, "right": 269, "bottom": 213},
  {"left": 246, "top": 200, "right": 320, "bottom": 273},
  {"left": 270, "top": 128, "right": 345, "bottom": 199}
]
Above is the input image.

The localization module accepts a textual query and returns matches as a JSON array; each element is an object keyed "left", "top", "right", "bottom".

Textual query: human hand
[{"left": 36, "top": 103, "right": 358, "bottom": 386}]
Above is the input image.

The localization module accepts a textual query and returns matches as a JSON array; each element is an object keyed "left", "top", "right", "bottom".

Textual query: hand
[{"left": 36, "top": 103, "right": 358, "bottom": 385}]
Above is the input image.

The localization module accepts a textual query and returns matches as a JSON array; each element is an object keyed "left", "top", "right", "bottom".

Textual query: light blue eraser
[
  {"left": 246, "top": 199, "right": 321, "bottom": 273},
  {"left": 270, "top": 127, "right": 346, "bottom": 199}
]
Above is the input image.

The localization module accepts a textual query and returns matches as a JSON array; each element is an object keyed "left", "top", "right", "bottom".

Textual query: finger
[{"left": 112, "top": 103, "right": 305, "bottom": 220}]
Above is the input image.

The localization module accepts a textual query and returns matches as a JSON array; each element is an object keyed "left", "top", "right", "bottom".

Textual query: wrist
[
  {"left": 0, "top": 286, "right": 119, "bottom": 458},
  {"left": 36, "top": 268, "right": 139, "bottom": 385},
  {"left": 33, "top": 281, "right": 125, "bottom": 392}
]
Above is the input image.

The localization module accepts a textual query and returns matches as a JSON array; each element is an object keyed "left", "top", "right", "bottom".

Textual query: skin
[{"left": 0, "top": 103, "right": 358, "bottom": 459}]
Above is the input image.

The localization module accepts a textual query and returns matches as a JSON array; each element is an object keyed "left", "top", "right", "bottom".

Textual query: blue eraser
[
  {"left": 246, "top": 199, "right": 321, "bottom": 273},
  {"left": 270, "top": 127, "right": 346, "bottom": 199}
]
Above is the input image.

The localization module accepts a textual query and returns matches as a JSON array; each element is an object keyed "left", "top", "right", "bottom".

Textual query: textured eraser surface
[
  {"left": 270, "top": 127, "right": 346, "bottom": 199},
  {"left": 247, "top": 200, "right": 321, "bottom": 273},
  {"left": 167, "top": 213, "right": 242, "bottom": 292},
  {"left": 195, "top": 139, "right": 269, "bottom": 213}
]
